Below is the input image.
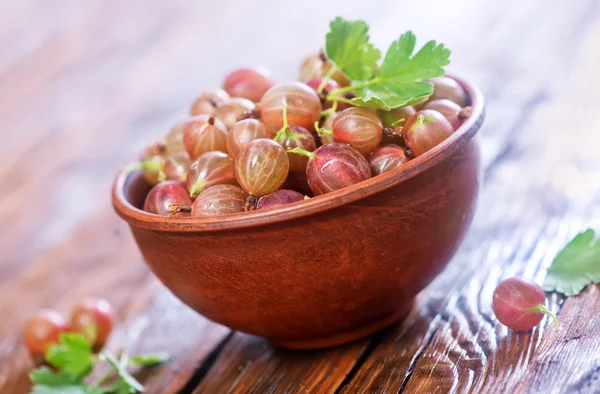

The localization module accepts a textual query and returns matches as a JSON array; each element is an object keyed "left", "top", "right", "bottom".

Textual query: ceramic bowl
[{"left": 112, "top": 75, "right": 484, "bottom": 350}]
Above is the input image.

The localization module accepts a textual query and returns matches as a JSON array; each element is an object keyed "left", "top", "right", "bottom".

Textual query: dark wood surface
[{"left": 1, "top": 0, "right": 599, "bottom": 393}]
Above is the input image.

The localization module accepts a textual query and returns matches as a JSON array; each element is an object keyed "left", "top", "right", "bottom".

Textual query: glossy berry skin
[
  {"left": 165, "top": 121, "right": 188, "bottom": 156},
  {"left": 424, "top": 99, "right": 462, "bottom": 129},
  {"left": 403, "top": 110, "right": 454, "bottom": 157},
  {"left": 183, "top": 115, "right": 228, "bottom": 159},
  {"left": 277, "top": 125, "right": 317, "bottom": 172},
  {"left": 428, "top": 77, "right": 467, "bottom": 107},
  {"left": 223, "top": 68, "right": 274, "bottom": 103},
  {"left": 187, "top": 151, "right": 237, "bottom": 199},
  {"left": 300, "top": 53, "right": 350, "bottom": 87},
  {"left": 24, "top": 309, "right": 68, "bottom": 356},
  {"left": 191, "top": 184, "right": 245, "bottom": 216},
  {"left": 144, "top": 181, "right": 192, "bottom": 216},
  {"left": 306, "top": 143, "right": 372, "bottom": 196},
  {"left": 378, "top": 106, "right": 416, "bottom": 127},
  {"left": 259, "top": 82, "right": 322, "bottom": 135},
  {"left": 215, "top": 98, "right": 256, "bottom": 129},
  {"left": 164, "top": 152, "right": 191, "bottom": 182},
  {"left": 369, "top": 145, "right": 408, "bottom": 175},
  {"left": 190, "top": 90, "right": 230, "bottom": 116},
  {"left": 333, "top": 107, "right": 383, "bottom": 155},
  {"left": 226, "top": 118, "right": 268, "bottom": 158},
  {"left": 70, "top": 298, "right": 115, "bottom": 350},
  {"left": 492, "top": 277, "right": 552, "bottom": 331},
  {"left": 257, "top": 189, "right": 304, "bottom": 210},
  {"left": 235, "top": 138, "right": 289, "bottom": 197},
  {"left": 319, "top": 113, "right": 336, "bottom": 145},
  {"left": 305, "top": 78, "right": 348, "bottom": 110}
]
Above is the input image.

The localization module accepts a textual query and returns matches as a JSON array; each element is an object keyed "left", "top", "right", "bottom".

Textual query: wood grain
[
  {"left": 0, "top": 0, "right": 599, "bottom": 393},
  {"left": 193, "top": 333, "right": 371, "bottom": 394}
]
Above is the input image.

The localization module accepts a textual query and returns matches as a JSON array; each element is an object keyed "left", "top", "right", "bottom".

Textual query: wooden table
[{"left": 1, "top": 0, "right": 600, "bottom": 393}]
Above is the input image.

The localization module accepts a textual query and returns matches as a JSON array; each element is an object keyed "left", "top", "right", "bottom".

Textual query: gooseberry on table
[
  {"left": 492, "top": 276, "right": 558, "bottom": 331},
  {"left": 24, "top": 309, "right": 69, "bottom": 357},
  {"left": 70, "top": 298, "right": 115, "bottom": 350}
]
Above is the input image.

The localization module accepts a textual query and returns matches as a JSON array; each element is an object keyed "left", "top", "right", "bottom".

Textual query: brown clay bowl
[{"left": 113, "top": 75, "right": 484, "bottom": 350}]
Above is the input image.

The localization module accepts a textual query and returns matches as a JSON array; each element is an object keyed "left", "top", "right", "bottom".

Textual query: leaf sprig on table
[
  {"left": 543, "top": 228, "right": 600, "bottom": 296},
  {"left": 29, "top": 333, "right": 169, "bottom": 394},
  {"left": 323, "top": 17, "right": 451, "bottom": 110}
]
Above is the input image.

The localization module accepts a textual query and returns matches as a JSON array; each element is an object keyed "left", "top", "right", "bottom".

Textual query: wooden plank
[
  {"left": 341, "top": 12, "right": 600, "bottom": 394},
  {"left": 0, "top": 0, "right": 599, "bottom": 393},
  {"left": 192, "top": 333, "right": 370, "bottom": 394},
  {"left": 513, "top": 286, "right": 600, "bottom": 394}
]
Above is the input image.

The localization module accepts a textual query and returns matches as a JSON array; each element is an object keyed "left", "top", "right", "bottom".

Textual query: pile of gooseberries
[
  {"left": 134, "top": 55, "right": 472, "bottom": 216},
  {"left": 24, "top": 298, "right": 115, "bottom": 361}
]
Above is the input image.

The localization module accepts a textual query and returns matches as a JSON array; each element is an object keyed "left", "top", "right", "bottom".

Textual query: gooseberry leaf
[
  {"left": 45, "top": 333, "right": 94, "bottom": 381},
  {"left": 352, "top": 31, "right": 451, "bottom": 109},
  {"left": 543, "top": 229, "right": 600, "bottom": 296},
  {"left": 325, "top": 17, "right": 380, "bottom": 81},
  {"left": 29, "top": 368, "right": 103, "bottom": 394}
]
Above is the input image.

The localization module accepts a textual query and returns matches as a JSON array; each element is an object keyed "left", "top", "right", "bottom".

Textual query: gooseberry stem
[
  {"left": 167, "top": 204, "right": 191, "bottom": 215},
  {"left": 527, "top": 304, "right": 559, "bottom": 326},
  {"left": 317, "top": 66, "right": 338, "bottom": 94},
  {"left": 458, "top": 106, "right": 473, "bottom": 121},
  {"left": 383, "top": 126, "right": 402, "bottom": 137},
  {"left": 274, "top": 100, "right": 290, "bottom": 142},
  {"left": 245, "top": 195, "right": 257, "bottom": 212},
  {"left": 314, "top": 121, "right": 332, "bottom": 136},
  {"left": 286, "top": 147, "right": 313, "bottom": 158}
]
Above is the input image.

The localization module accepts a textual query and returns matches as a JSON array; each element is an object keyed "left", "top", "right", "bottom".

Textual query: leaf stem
[
  {"left": 286, "top": 147, "right": 313, "bottom": 158},
  {"left": 331, "top": 96, "right": 354, "bottom": 105},
  {"left": 328, "top": 77, "right": 378, "bottom": 97},
  {"left": 317, "top": 66, "right": 338, "bottom": 94}
]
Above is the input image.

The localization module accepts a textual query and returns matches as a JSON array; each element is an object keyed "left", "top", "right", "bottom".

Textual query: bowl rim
[{"left": 112, "top": 74, "right": 485, "bottom": 232}]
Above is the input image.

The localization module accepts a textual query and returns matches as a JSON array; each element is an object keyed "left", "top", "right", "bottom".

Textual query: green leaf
[
  {"left": 101, "top": 351, "right": 145, "bottom": 393},
  {"left": 352, "top": 32, "right": 450, "bottom": 109},
  {"left": 45, "top": 333, "right": 94, "bottom": 380},
  {"left": 379, "top": 32, "right": 450, "bottom": 81},
  {"left": 29, "top": 367, "right": 103, "bottom": 394},
  {"left": 325, "top": 17, "right": 381, "bottom": 81},
  {"left": 129, "top": 352, "right": 170, "bottom": 367},
  {"left": 352, "top": 84, "right": 432, "bottom": 110},
  {"left": 543, "top": 229, "right": 600, "bottom": 296}
]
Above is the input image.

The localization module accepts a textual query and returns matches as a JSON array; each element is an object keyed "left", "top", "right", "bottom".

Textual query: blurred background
[
  {"left": 1, "top": 0, "right": 599, "bottom": 391},
  {"left": 2, "top": 0, "right": 598, "bottom": 279}
]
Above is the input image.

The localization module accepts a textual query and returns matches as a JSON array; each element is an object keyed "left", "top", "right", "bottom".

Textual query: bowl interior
[{"left": 113, "top": 74, "right": 484, "bottom": 232}]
